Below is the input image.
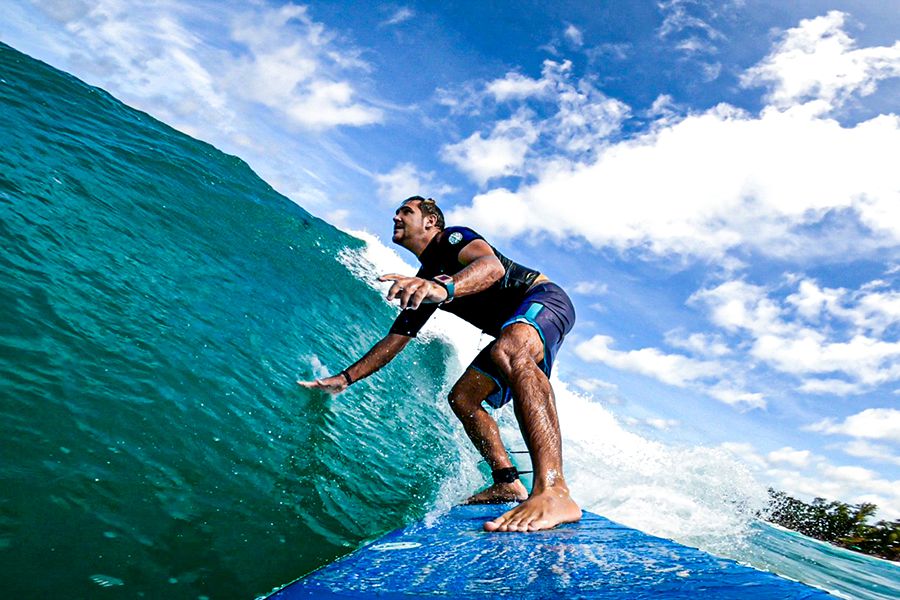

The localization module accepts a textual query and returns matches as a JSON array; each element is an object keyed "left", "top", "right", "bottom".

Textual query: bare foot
[
  {"left": 483, "top": 486, "right": 581, "bottom": 532},
  {"left": 464, "top": 480, "right": 528, "bottom": 505}
]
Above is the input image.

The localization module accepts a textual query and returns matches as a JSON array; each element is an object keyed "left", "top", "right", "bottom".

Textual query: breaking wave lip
[{"left": 337, "top": 229, "right": 770, "bottom": 560}]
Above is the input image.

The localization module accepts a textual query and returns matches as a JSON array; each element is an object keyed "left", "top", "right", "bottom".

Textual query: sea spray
[{"left": 553, "top": 382, "right": 769, "bottom": 553}]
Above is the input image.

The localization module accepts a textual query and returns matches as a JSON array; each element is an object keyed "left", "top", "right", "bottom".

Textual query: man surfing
[{"left": 299, "top": 196, "right": 580, "bottom": 532}]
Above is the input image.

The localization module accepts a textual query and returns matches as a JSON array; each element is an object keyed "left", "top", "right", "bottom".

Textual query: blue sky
[{"left": 3, "top": 1, "right": 899, "bottom": 516}]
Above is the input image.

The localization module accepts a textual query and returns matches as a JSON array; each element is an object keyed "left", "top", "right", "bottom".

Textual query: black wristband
[
  {"left": 340, "top": 370, "right": 353, "bottom": 385},
  {"left": 492, "top": 467, "right": 519, "bottom": 485}
]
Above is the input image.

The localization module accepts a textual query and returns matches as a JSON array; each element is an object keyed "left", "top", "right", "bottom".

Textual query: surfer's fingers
[
  {"left": 408, "top": 283, "right": 430, "bottom": 310},
  {"left": 378, "top": 273, "right": 403, "bottom": 282},
  {"left": 398, "top": 281, "right": 421, "bottom": 309},
  {"left": 385, "top": 278, "right": 406, "bottom": 301},
  {"left": 298, "top": 379, "right": 330, "bottom": 389}
]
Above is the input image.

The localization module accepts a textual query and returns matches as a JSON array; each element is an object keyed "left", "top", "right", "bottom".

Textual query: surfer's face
[{"left": 392, "top": 200, "right": 431, "bottom": 245}]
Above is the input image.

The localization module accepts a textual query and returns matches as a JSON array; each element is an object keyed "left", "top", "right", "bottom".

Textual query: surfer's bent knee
[{"left": 490, "top": 337, "right": 539, "bottom": 379}]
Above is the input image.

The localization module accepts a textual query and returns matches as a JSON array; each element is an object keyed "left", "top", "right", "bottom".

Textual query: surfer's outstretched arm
[{"left": 297, "top": 333, "right": 410, "bottom": 393}]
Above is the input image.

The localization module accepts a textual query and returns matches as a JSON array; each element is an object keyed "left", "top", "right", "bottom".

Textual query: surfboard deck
[{"left": 267, "top": 504, "right": 834, "bottom": 599}]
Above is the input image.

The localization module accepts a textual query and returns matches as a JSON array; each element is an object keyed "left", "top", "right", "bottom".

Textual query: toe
[
  {"left": 505, "top": 515, "right": 528, "bottom": 532},
  {"left": 484, "top": 517, "right": 505, "bottom": 532}
]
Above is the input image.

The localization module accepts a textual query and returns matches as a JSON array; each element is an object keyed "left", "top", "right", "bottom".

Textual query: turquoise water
[
  {"left": 744, "top": 522, "right": 900, "bottom": 600},
  {"left": 0, "top": 43, "right": 897, "bottom": 599}
]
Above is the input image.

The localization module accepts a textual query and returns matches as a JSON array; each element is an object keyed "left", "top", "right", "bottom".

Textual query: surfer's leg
[
  {"left": 448, "top": 368, "right": 528, "bottom": 504},
  {"left": 483, "top": 323, "right": 581, "bottom": 532}
]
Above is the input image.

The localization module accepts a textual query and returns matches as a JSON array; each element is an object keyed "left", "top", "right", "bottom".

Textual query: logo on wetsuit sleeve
[{"left": 448, "top": 232, "right": 463, "bottom": 245}]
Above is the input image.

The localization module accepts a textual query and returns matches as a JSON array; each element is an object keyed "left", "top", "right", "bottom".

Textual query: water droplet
[
  {"left": 372, "top": 541, "right": 422, "bottom": 551},
  {"left": 89, "top": 574, "right": 124, "bottom": 588}
]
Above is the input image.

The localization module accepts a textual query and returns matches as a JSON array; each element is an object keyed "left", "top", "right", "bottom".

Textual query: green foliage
[{"left": 767, "top": 489, "right": 899, "bottom": 562}]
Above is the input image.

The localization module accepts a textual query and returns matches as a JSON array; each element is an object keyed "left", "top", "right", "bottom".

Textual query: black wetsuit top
[{"left": 389, "top": 226, "right": 541, "bottom": 338}]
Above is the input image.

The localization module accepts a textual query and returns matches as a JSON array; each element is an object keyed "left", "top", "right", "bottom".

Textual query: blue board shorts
[{"left": 471, "top": 282, "right": 576, "bottom": 409}]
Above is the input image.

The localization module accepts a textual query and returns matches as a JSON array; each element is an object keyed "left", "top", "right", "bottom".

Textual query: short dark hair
[{"left": 403, "top": 196, "right": 445, "bottom": 230}]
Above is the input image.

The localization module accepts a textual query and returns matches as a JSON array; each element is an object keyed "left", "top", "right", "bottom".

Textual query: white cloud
[
  {"left": 742, "top": 11, "right": 900, "bottom": 111},
  {"left": 282, "top": 80, "right": 382, "bottom": 129},
  {"left": 705, "top": 385, "right": 765, "bottom": 410},
  {"left": 22, "top": 1, "right": 382, "bottom": 134},
  {"left": 657, "top": 0, "right": 735, "bottom": 81},
  {"left": 573, "top": 270, "right": 900, "bottom": 405},
  {"left": 573, "top": 334, "right": 765, "bottom": 408},
  {"left": 586, "top": 43, "right": 631, "bottom": 62},
  {"left": 820, "top": 464, "right": 885, "bottom": 487},
  {"left": 645, "top": 417, "right": 680, "bottom": 430},
  {"left": 767, "top": 447, "right": 813, "bottom": 468},
  {"left": 56, "top": 1, "right": 235, "bottom": 134},
  {"left": 448, "top": 17, "right": 900, "bottom": 262},
  {"left": 575, "top": 335, "right": 726, "bottom": 388},
  {"left": 572, "top": 377, "right": 619, "bottom": 395},
  {"left": 665, "top": 331, "right": 731, "bottom": 357},
  {"left": 486, "top": 72, "right": 550, "bottom": 102},
  {"left": 381, "top": 7, "right": 414, "bottom": 27},
  {"left": 840, "top": 440, "right": 900, "bottom": 466},
  {"left": 442, "top": 60, "right": 630, "bottom": 183},
  {"left": 658, "top": 0, "right": 727, "bottom": 46},
  {"left": 693, "top": 278, "right": 900, "bottom": 392},
  {"left": 564, "top": 24, "right": 584, "bottom": 47},
  {"left": 549, "top": 64, "right": 631, "bottom": 153},
  {"left": 374, "top": 163, "right": 454, "bottom": 204},
  {"left": 798, "top": 379, "right": 866, "bottom": 396},
  {"left": 324, "top": 208, "right": 351, "bottom": 227},
  {"left": 228, "top": 5, "right": 381, "bottom": 129},
  {"left": 808, "top": 408, "right": 900, "bottom": 443},
  {"left": 572, "top": 281, "right": 609, "bottom": 296},
  {"left": 623, "top": 416, "right": 680, "bottom": 430},
  {"left": 450, "top": 101, "right": 900, "bottom": 260},
  {"left": 441, "top": 110, "right": 540, "bottom": 185}
]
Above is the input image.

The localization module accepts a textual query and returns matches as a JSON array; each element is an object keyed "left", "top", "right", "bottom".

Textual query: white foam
[{"left": 498, "top": 378, "right": 770, "bottom": 557}]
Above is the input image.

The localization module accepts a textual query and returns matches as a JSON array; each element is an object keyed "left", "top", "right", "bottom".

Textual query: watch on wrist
[{"left": 432, "top": 274, "right": 455, "bottom": 304}]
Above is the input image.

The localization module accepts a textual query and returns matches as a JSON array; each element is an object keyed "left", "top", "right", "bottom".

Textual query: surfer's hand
[
  {"left": 379, "top": 274, "right": 447, "bottom": 310},
  {"left": 297, "top": 375, "right": 348, "bottom": 394}
]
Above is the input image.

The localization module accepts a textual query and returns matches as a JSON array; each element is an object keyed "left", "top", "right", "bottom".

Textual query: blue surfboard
[{"left": 267, "top": 504, "right": 833, "bottom": 598}]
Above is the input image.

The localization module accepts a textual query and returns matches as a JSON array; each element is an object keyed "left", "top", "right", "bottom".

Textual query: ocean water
[{"left": 0, "top": 42, "right": 897, "bottom": 599}]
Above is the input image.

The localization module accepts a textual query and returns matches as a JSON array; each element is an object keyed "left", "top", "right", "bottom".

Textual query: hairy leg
[
  {"left": 448, "top": 368, "right": 527, "bottom": 504},
  {"left": 483, "top": 323, "right": 581, "bottom": 532}
]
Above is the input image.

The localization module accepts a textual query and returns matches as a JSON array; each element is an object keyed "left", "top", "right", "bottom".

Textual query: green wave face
[{"left": 0, "top": 43, "right": 460, "bottom": 599}]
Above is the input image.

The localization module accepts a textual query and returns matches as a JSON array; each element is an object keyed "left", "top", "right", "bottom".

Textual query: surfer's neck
[{"left": 402, "top": 229, "right": 440, "bottom": 258}]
